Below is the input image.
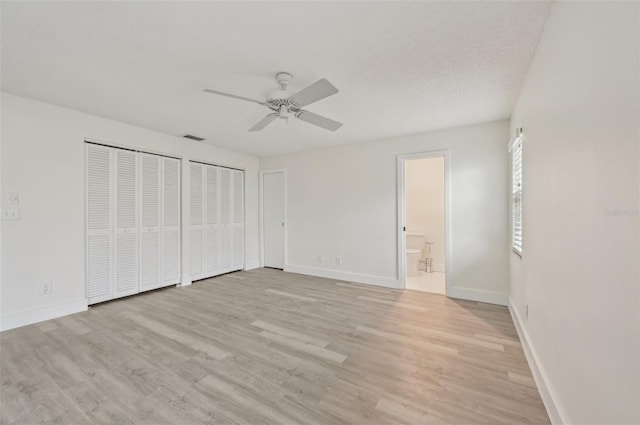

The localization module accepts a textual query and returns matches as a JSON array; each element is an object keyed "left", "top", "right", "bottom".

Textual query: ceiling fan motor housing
[
  {"left": 267, "top": 91, "right": 295, "bottom": 117},
  {"left": 268, "top": 73, "right": 299, "bottom": 118}
]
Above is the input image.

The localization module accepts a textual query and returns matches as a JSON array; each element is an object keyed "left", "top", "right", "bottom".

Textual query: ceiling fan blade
[
  {"left": 290, "top": 79, "right": 338, "bottom": 107},
  {"left": 204, "top": 89, "right": 265, "bottom": 105},
  {"left": 249, "top": 113, "right": 278, "bottom": 132},
  {"left": 295, "top": 110, "right": 343, "bottom": 131}
]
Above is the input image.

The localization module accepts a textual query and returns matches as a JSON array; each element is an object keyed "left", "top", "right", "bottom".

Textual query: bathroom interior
[{"left": 404, "top": 156, "right": 446, "bottom": 294}]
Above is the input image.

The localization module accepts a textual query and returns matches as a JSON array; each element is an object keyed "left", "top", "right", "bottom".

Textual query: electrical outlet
[
  {"left": 38, "top": 281, "right": 53, "bottom": 296},
  {"left": 318, "top": 255, "right": 324, "bottom": 263},
  {"left": 335, "top": 256, "right": 342, "bottom": 265},
  {"left": 1, "top": 207, "right": 20, "bottom": 220}
]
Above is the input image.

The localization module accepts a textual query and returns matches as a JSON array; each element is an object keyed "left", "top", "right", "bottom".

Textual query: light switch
[{"left": 8, "top": 192, "right": 19, "bottom": 205}]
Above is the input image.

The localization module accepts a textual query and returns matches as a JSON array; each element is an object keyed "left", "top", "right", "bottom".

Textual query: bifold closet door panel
[
  {"left": 219, "top": 167, "right": 232, "bottom": 272},
  {"left": 140, "top": 154, "right": 181, "bottom": 291},
  {"left": 86, "top": 144, "right": 113, "bottom": 304},
  {"left": 191, "top": 161, "right": 223, "bottom": 281},
  {"left": 140, "top": 153, "right": 162, "bottom": 291},
  {"left": 190, "top": 162, "right": 205, "bottom": 278},
  {"left": 162, "top": 157, "right": 181, "bottom": 285},
  {"left": 114, "top": 149, "right": 139, "bottom": 298},
  {"left": 87, "top": 146, "right": 182, "bottom": 303},
  {"left": 231, "top": 169, "right": 244, "bottom": 270},
  {"left": 205, "top": 165, "right": 220, "bottom": 275}
]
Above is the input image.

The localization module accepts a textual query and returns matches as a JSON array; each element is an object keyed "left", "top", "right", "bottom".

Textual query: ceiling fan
[{"left": 204, "top": 72, "right": 342, "bottom": 132}]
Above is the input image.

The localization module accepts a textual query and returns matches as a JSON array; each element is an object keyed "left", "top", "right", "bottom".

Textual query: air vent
[{"left": 183, "top": 134, "right": 205, "bottom": 141}]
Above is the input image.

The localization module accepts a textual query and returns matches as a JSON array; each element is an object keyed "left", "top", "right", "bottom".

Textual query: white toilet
[{"left": 405, "top": 232, "right": 425, "bottom": 277}]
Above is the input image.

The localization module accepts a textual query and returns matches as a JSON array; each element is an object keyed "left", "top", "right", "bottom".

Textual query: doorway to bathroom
[{"left": 398, "top": 151, "right": 449, "bottom": 294}]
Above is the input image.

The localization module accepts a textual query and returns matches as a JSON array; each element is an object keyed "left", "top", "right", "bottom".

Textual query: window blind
[{"left": 511, "top": 130, "right": 523, "bottom": 255}]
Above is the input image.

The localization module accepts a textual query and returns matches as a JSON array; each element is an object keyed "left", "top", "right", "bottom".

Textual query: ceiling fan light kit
[{"left": 204, "top": 72, "right": 342, "bottom": 132}]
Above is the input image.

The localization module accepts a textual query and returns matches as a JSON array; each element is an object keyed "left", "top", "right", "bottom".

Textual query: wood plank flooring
[{"left": 0, "top": 268, "right": 550, "bottom": 424}]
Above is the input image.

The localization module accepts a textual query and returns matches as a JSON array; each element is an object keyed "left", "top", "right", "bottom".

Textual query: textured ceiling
[{"left": 1, "top": 1, "right": 551, "bottom": 157}]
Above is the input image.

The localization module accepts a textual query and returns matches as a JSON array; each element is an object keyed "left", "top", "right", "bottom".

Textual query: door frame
[
  {"left": 259, "top": 169, "right": 287, "bottom": 268},
  {"left": 397, "top": 150, "right": 452, "bottom": 291}
]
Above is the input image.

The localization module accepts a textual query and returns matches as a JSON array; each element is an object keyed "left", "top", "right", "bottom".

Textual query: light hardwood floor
[{"left": 1, "top": 268, "right": 550, "bottom": 424}]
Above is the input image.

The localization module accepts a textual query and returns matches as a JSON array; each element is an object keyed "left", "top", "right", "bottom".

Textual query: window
[{"left": 510, "top": 128, "right": 523, "bottom": 256}]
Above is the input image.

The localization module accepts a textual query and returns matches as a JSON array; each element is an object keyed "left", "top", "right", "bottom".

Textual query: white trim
[
  {"left": 244, "top": 260, "right": 260, "bottom": 271},
  {"left": 187, "top": 157, "right": 246, "bottom": 173},
  {"left": 1, "top": 298, "right": 88, "bottom": 332},
  {"left": 446, "top": 287, "right": 508, "bottom": 306},
  {"left": 284, "top": 264, "right": 399, "bottom": 289},
  {"left": 508, "top": 297, "right": 568, "bottom": 425},
  {"left": 84, "top": 137, "right": 182, "bottom": 160},
  {"left": 259, "top": 169, "right": 287, "bottom": 269},
  {"left": 397, "top": 150, "right": 452, "bottom": 293}
]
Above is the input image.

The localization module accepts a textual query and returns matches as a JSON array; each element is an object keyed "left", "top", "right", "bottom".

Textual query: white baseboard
[
  {"left": 1, "top": 298, "right": 88, "bottom": 332},
  {"left": 180, "top": 276, "right": 193, "bottom": 287},
  {"left": 508, "top": 297, "right": 568, "bottom": 425},
  {"left": 244, "top": 261, "right": 260, "bottom": 271},
  {"left": 446, "top": 286, "right": 508, "bottom": 306},
  {"left": 284, "top": 264, "right": 399, "bottom": 289}
]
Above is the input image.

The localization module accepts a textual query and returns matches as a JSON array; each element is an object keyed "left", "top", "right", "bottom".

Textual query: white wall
[
  {"left": 405, "top": 157, "right": 445, "bottom": 271},
  {"left": 260, "top": 120, "right": 510, "bottom": 304},
  {"left": 509, "top": 2, "right": 639, "bottom": 424},
  {"left": 0, "top": 92, "right": 260, "bottom": 330}
]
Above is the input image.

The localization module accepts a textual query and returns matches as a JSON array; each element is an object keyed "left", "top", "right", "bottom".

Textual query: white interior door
[
  {"left": 217, "top": 167, "right": 244, "bottom": 273},
  {"left": 191, "top": 161, "right": 241, "bottom": 280},
  {"left": 231, "top": 169, "right": 244, "bottom": 270},
  {"left": 205, "top": 165, "right": 220, "bottom": 274},
  {"left": 86, "top": 144, "right": 113, "bottom": 304},
  {"left": 87, "top": 144, "right": 181, "bottom": 303},
  {"left": 219, "top": 167, "right": 232, "bottom": 272},
  {"left": 263, "top": 171, "right": 285, "bottom": 269},
  {"left": 139, "top": 153, "right": 162, "bottom": 290},
  {"left": 162, "top": 157, "right": 181, "bottom": 285},
  {"left": 114, "top": 149, "right": 138, "bottom": 298},
  {"left": 190, "top": 162, "right": 205, "bottom": 278},
  {"left": 140, "top": 154, "right": 181, "bottom": 291}
]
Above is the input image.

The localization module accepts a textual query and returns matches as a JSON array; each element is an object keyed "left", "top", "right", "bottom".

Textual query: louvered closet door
[
  {"left": 231, "top": 169, "right": 244, "bottom": 270},
  {"left": 140, "top": 153, "right": 162, "bottom": 291},
  {"left": 86, "top": 144, "right": 113, "bottom": 304},
  {"left": 205, "top": 165, "right": 220, "bottom": 275},
  {"left": 219, "top": 167, "right": 232, "bottom": 272},
  {"left": 114, "top": 149, "right": 138, "bottom": 298},
  {"left": 190, "top": 162, "right": 205, "bottom": 279},
  {"left": 190, "top": 162, "right": 221, "bottom": 281},
  {"left": 162, "top": 157, "right": 181, "bottom": 285}
]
